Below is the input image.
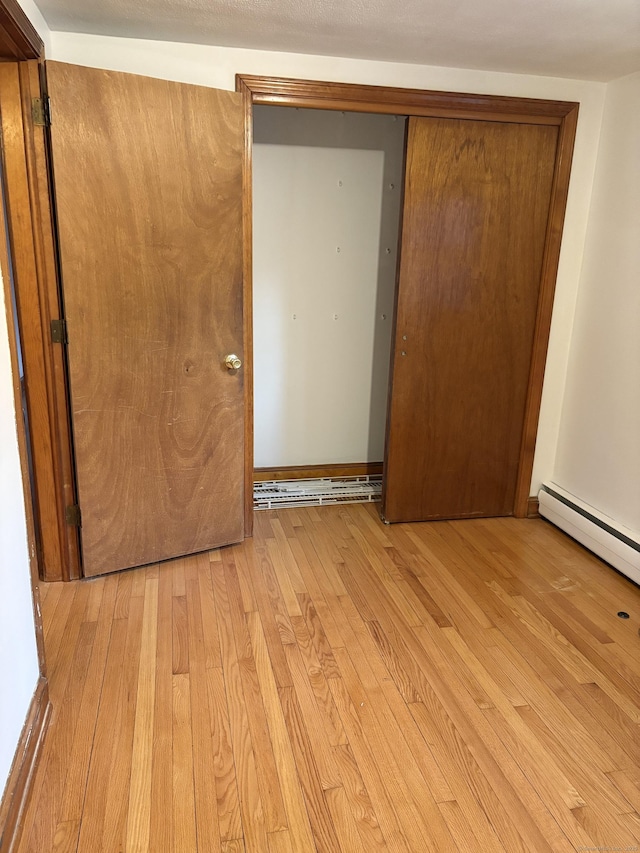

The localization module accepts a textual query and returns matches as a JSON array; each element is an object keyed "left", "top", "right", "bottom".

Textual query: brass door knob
[{"left": 224, "top": 354, "right": 242, "bottom": 370}]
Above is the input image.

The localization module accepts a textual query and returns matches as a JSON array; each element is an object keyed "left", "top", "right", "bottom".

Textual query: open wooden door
[
  {"left": 383, "top": 116, "right": 558, "bottom": 522},
  {"left": 46, "top": 62, "right": 245, "bottom": 576}
]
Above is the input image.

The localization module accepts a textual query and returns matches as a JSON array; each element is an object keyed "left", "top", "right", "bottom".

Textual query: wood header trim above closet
[{"left": 236, "top": 75, "right": 578, "bottom": 125}]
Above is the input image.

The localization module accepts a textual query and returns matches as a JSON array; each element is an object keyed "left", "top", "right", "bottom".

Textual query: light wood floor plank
[
  {"left": 75, "top": 616, "right": 129, "bottom": 851},
  {"left": 212, "top": 549, "right": 269, "bottom": 853},
  {"left": 247, "top": 610, "right": 317, "bottom": 852},
  {"left": 328, "top": 676, "right": 412, "bottom": 853},
  {"left": 149, "top": 564, "right": 174, "bottom": 852},
  {"left": 126, "top": 576, "right": 158, "bottom": 852},
  {"left": 19, "top": 620, "right": 97, "bottom": 852},
  {"left": 172, "top": 671, "right": 197, "bottom": 852},
  {"left": 331, "top": 743, "right": 386, "bottom": 851},
  {"left": 282, "top": 639, "right": 342, "bottom": 790},
  {"left": 278, "top": 685, "right": 342, "bottom": 851},
  {"left": 224, "top": 551, "right": 289, "bottom": 834},
  {"left": 186, "top": 570, "right": 223, "bottom": 852},
  {"left": 206, "top": 666, "right": 243, "bottom": 843},
  {"left": 51, "top": 819, "right": 79, "bottom": 853},
  {"left": 58, "top": 578, "right": 117, "bottom": 824},
  {"left": 324, "top": 784, "right": 368, "bottom": 853},
  {"left": 241, "top": 544, "right": 294, "bottom": 689},
  {"left": 333, "top": 643, "right": 457, "bottom": 853}
]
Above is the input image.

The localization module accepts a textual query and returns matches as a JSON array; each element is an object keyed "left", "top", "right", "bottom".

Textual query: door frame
[
  {"left": 0, "top": 47, "right": 80, "bottom": 582},
  {"left": 0, "top": 2, "right": 52, "bottom": 846},
  {"left": 236, "top": 74, "right": 579, "bottom": 528}
]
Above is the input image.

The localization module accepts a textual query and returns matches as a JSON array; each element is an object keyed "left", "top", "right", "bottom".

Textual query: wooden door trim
[
  {"left": 237, "top": 75, "right": 255, "bottom": 536},
  {"left": 0, "top": 67, "right": 47, "bottom": 671},
  {"left": 236, "top": 74, "right": 579, "bottom": 519},
  {"left": 23, "top": 61, "right": 81, "bottom": 578},
  {"left": 236, "top": 75, "right": 576, "bottom": 124},
  {"left": 0, "top": 60, "right": 80, "bottom": 581},
  {"left": 512, "top": 103, "right": 579, "bottom": 517},
  {"left": 0, "top": 4, "right": 81, "bottom": 586},
  {"left": 0, "top": 0, "right": 43, "bottom": 60}
]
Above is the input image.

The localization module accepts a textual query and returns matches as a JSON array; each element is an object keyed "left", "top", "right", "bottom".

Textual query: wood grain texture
[
  {"left": 46, "top": 61, "right": 246, "bottom": 576},
  {"left": 237, "top": 76, "right": 255, "bottom": 538},
  {"left": 22, "top": 60, "right": 81, "bottom": 581},
  {"left": 254, "top": 462, "right": 383, "bottom": 482},
  {"left": 0, "top": 0, "right": 43, "bottom": 61},
  {"left": 19, "top": 505, "right": 640, "bottom": 851},
  {"left": 383, "top": 117, "right": 558, "bottom": 522},
  {"left": 527, "top": 497, "right": 541, "bottom": 518},
  {"left": 0, "top": 61, "right": 68, "bottom": 581},
  {"left": 236, "top": 75, "right": 577, "bottom": 123},
  {"left": 0, "top": 68, "right": 49, "bottom": 679},
  {"left": 513, "top": 104, "right": 579, "bottom": 517}
]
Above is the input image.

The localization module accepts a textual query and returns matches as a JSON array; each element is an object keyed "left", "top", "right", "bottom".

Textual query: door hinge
[
  {"left": 65, "top": 504, "right": 82, "bottom": 527},
  {"left": 50, "top": 318, "right": 67, "bottom": 344},
  {"left": 32, "top": 97, "right": 51, "bottom": 127}
]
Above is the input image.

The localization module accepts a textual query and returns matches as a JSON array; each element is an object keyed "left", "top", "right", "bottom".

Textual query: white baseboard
[{"left": 538, "top": 484, "right": 640, "bottom": 586}]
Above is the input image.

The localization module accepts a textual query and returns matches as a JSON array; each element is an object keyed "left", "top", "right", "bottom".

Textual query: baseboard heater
[{"left": 538, "top": 484, "right": 640, "bottom": 586}]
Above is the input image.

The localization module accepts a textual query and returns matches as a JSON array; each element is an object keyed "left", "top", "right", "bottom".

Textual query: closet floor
[{"left": 19, "top": 505, "right": 640, "bottom": 852}]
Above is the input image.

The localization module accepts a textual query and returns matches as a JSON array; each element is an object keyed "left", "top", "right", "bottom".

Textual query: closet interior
[{"left": 252, "top": 105, "right": 406, "bottom": 508}]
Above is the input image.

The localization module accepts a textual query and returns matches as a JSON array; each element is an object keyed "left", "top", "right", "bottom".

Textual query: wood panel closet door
[
  {"left": 382, "top": 116, "right": 558, "bottom": 522},
  {"left": 46, "top": 62, "right": 245, "bottom": 576}
]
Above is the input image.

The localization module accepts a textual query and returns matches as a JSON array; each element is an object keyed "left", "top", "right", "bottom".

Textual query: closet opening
[
  {"left": 238, "top": 74, "right": 579, "bottom": 534},
  {"left": 252, "top": 105, "right": 407, "bottom": 511}
]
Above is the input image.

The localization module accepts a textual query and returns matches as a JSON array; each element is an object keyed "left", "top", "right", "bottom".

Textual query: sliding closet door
[{"left": 383, "top": 116, "right": 558, "bottom": 522}]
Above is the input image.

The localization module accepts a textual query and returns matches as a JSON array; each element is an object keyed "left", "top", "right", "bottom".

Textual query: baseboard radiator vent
[
  {"left": 254, "top": 476, "right": 382, "bottom": 510},
  {"left": 538, "top": 484, "right": 640, "bottom": 586}
]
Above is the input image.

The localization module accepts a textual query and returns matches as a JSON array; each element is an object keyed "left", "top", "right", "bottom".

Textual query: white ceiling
[{"left": 35, "top": 0, "right": 640, "bottom": 82}]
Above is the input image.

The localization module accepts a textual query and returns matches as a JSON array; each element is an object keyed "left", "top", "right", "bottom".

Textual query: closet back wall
[{"left": 252, "top": 106, "right": 405, "bottom": 468}]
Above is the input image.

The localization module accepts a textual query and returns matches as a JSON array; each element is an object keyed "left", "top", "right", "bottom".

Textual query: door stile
[{"left": 237, "top": 76, "right": 255, "bottom": 537}]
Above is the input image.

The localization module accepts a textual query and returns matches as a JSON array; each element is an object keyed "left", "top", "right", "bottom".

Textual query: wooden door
[
  {"left": 383, "top": 116, "right": 558, "bottom": 522},
  {"left": 46, "top": 62, "right": 245, "bottom": 576}
]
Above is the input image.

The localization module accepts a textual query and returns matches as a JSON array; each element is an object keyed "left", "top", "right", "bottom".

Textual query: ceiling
[{"left": 35, "top": 0, "right": 640, "bottom": 82}]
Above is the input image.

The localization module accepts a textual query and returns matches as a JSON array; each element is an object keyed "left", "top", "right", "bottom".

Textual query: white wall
[
  {"left": 0, "top": 275, "right": 39, "bottom": 798},
  {"left": 253, "top": 107, "right": 404, "bottom": 467},
  {"left": 49, "top": 31, "right": 607, "bottom": 494},
  {"left": 551, "top": 71, "right": 640, "bottom": 536}
]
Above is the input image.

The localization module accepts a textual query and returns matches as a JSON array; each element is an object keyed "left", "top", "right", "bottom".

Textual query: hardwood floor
[{"left": 18, "top": 505, "right": 640, "bottom": 852}]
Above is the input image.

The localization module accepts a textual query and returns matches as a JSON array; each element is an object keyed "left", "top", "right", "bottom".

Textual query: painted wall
[
  {"left": 49, "top": 31, "right": 607, "bottom": 494},
  {"left": 551, "top": 71, "right": 640, "bottom": 536},
  {"left": 253, "top": 107, "right": 405, "bottom": 467},
  {"left": 0, "top": 274, "right": 39, "bottom": 798}
]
